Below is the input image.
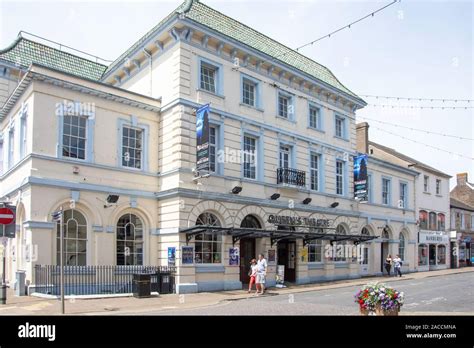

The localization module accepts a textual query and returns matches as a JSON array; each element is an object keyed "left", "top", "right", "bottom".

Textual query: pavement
[{"left": 1, "top": 267, "right": 473, "bottom": 315}]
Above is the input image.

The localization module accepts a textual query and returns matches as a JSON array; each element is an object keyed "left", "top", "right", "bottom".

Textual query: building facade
[
  {"left": 450, "top": 173, "right": 474, "bottom": 267},
  {"left": 1, "top": 0, "right": 418, "bottom": 294},
  {"left": 366, "top": 141, "right": 452, "bottom": 271}
]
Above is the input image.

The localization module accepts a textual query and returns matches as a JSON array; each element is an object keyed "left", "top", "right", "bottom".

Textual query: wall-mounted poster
[
  {"left": 182, "top": 246, "right": 194, "bottom": 265},
  {"left": 268, "top": 249, "right": 276, "bottom": 264},
  {"left": 168, "top": 247, "right": 176, "bottom": 266},
  {"left": 196, "top": 104, "right": 210, "bottom": 172},
  {"left": 229, "top": 247, "right": 239, "bottom": 266},
  {"left": 353, "top": 154, "right": 368, "bottom": 203},
  {"left": 300, "top": 248, "right": 308, "bottom": 262}
]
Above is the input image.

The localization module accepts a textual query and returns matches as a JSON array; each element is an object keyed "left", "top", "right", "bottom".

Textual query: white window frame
[
  {"left": 335, "top": 160, "right": 344, "bottom": 195},
  {"left": 399, "top": 182, "right": 408, "bottom": 208},
  {"left": 243, "top": 135, "right": 257, "bottom": 180},
  {"left": 423, "top": 175, "right": 430, "bottom": 193},
  {"left": 435, "top": 179, "right": 441, "bottom": 195},
  {"left": 382, "top": 177, "right": 391, "bottom": 205},
  {"left": 310, "top": 152, "right": 320, "bottom": 191},
  {"left": 121, "top": 125, "right": 144, "bottom": 170},
  {"left": 241, "top": 74, "right": 260, "bottom": 108},
  {"left": 8, "top": 127, "right": 14, "bottom": 169},
  {"left": 334, "top": 115, "right": 346, "bottom": 139},
  {"left": 61, "top": 114, "right": 88, "bottom": 161},
  {"left": 198, "top": 57, "right": 223, "bottom": 95},
  {"left": 308, "top": 104, "right": 322, "bottom": 130},
  {"left": 308, "top": 240, "right": 322, "bottom": 263},
  {"left": 277, "top": 91, "right": 294, "bottom": 120}
]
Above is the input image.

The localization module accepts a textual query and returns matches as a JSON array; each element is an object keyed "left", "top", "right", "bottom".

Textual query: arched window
[
  {"left": 195, "top": 213, "right": 222, "bottom": 264},
  {"left": 398, "top": 232, "right": 405, "bottom": 260},
  {"left": 116, "top": 213, "right": 144, "bottom": 265},
  {"left": 419, "top": 210, "right": 428, "bottom": 230},
  {"left": 240, "top": 215, "right": 262, "bottom": 229},
  {"left": 437, "top": 245, "right": 446, "bottom": 264},
  {"left": 382, "top": 228, "right": 390, "bottom": 239},
  {"left": 437, "top": 214, "right": 446, "bottom": 231},
  {"left": 429, "top": 212, "right": 437, "bottom": 230},
  {"left": 361, "top": 227, "right": 370, "bottom": 236},
  {"left": 56, "top": 209, "right": 87, "bottom": 266}
]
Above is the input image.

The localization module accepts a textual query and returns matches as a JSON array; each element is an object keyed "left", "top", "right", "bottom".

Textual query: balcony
[{"left": 277, "top": 168, "right": 306, "bottom": 187}]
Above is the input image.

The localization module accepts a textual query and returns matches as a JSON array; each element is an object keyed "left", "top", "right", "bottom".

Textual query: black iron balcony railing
[{"left": 277, "top": 167, "right": 306, "bottom": 187}]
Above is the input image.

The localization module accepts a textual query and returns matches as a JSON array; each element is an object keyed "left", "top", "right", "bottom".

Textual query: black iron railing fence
[
  {"left": 277, "top": 167, "right": 306, "bottom": 187},
  {"left": 33, "top": 265, "right": 176, "bottom": 296}
]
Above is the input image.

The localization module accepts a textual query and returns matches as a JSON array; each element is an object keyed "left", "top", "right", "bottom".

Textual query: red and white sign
[{"left": 0, "top": 207, "right": 15, "bottom": 225}]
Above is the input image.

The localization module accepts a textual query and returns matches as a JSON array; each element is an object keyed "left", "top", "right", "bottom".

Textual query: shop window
[
  {"left": 437, "top": 245, "right": 446, "bottom": 265},
  {"left": 116, "top": 213, "right": 144, "bottom": 265},
  {"left": 418, "top": 244, "right": 428, "bottom": 266},
  {"left": 56, "top": 209, "right": 87, "bottom": 266},
  {"left": 195, "top": 213, "right": 222, "bottom": 264},
  {"left": 419, "top": 210, "right": 428, "bottom": 230},
  {"left": 429, "top": 212, "right": 437, "bottom": 230}
]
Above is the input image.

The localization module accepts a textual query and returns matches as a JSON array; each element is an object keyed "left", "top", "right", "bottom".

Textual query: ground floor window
[
  {"left": 195, "top": 212, "right": 222, "bottom": 264},
  {"left": 437, "top": 245, "right": 446, "bottom": 265},
  {"left": 331, "top": 224, "right": 348, "bottom": 262},
  {"left": 418, "top": 244, "right": 428, "bottom": 266},
  {"left": 116, "top": 213, "right": 144, "bottom": 265},
  {"left": 308, "top": 240, "right": 322, "bottom": 262},
  {"left": 56, "top": 209, "right": 87, "bottom": 266}
]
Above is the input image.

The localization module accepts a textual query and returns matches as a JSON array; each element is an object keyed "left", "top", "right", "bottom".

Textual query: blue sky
[{"left": 1, "top": 0, "right": 472, "bottom": 188}]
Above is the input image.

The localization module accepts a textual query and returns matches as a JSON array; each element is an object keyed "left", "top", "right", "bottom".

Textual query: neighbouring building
[
  {"left": 1, "top": 0, "right": 419, "bottom": 294},
  {"left": 450, "top": 173, "right": 474, "bottom": 267},
  {"left": 366, "top": 140, "right": 452, "bottom": 272}
]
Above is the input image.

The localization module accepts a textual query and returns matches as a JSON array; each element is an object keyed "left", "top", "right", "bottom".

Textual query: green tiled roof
[
  {"left": 105, "top": 0, "right": 362, "bottom": 101},
  {"left": 0, "top": 36, "right": 107, "bottom": 81}
]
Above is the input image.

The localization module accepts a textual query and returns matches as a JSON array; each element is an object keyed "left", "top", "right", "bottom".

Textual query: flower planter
[
  {"left": 375, "top": 304, "right": 400, "bottom": 316},
  {"left": 359, "top": 307, "right": 369, "bottom": 316}
]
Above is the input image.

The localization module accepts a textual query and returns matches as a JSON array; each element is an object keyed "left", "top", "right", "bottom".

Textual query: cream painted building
[{"left": 1, "top": 0, "right": 418, "bottom": 294}]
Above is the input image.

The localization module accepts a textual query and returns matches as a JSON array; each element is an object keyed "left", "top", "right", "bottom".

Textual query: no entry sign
[{"left": 0, "top": 207, "right": 15, "bottom": 225}]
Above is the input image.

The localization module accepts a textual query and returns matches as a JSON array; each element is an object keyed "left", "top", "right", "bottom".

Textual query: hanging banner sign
[
  {"left": 196, "top": 104, "right": 210, "bottom": 173},
  {"left": 353, "top": 154, "right": 368, "bottom": 202}
]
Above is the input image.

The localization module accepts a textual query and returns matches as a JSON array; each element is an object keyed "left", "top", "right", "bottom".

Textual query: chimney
[
  {"left": 356, "top": 122, "right": 369, "bottom": 154},
  {"left": 457, "top": 173, "right": 468, "bottom": 186}
]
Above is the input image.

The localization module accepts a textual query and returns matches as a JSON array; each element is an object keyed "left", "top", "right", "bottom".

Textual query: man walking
[
  {"left": 393, "top": 254, "right": 403, "bottom": 277},
  {"left": 256, "top": 253, "right": 268, "bottom": 295}
]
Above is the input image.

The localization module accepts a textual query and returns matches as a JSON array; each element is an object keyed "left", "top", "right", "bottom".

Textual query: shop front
[
  {"left": 418, "top": 231, "right": 449, "bottom": 271},
  {"left": 458, "top": 234, "right": 472, "bottom": 267}
]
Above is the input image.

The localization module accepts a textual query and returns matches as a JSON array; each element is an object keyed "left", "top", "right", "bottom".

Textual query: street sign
[{"left": 0, "top": 208, "right": 14, "bottom": 225}]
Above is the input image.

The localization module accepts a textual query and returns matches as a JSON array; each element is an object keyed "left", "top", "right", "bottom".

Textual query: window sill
[
  {"left": 435, "top": 194, "right": 442, "bottom": 197},
  {"left": 276, "top": 115, "right": 296, "bottom": 123},
  {"left": 196, "top": 88, "right": 225, "bottom": 99},
  {"left": 307, "top": 126, "right": 325, "bottom": 134},
  {"left": 239, "top": 103, "right": 264, "bottom": 113},
  {"left": 333, "top": 135, "right": 349, "bottom": 142},
  {"left": 423, "top": 191, "right": 431, "bottom": 195},
  {"left": 195, "top": 264, "right": 225, "bottom": 273}
]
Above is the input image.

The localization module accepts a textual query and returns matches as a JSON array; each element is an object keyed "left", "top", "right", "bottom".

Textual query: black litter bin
[
  {"left": 133, "top": 273, "right": 151, "bottom": 298},
  {"left": 159, "top": 271, "right": 172, "bottom": 294}
]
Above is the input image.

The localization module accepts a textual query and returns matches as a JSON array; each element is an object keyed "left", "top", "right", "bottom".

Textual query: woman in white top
[{"left": 248, "top": 259, "right": 258, "bottom": 293}]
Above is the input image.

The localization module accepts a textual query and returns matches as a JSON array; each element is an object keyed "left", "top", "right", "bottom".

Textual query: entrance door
[
  {"left": 239, "top": 238, "right": 256, "bottom": 284},
  {"left": 429, "top": 244, "right": 436, "bottom": 267},
  {"left": 277, "top": 241, "right": 296, "bottom": 282},
  {"left": 360, "top": 245, "right": 369, "bottom": 275},
  {"left": 380, "top": 242, "right": 389, "bottom": 273}
]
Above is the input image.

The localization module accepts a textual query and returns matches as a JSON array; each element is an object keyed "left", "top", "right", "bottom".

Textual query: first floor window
[
  {"left": 195, "top": 213, "right": 222, "bottom": 264},
  {"left": 419, "top": 210, "right": 428, "bottom": 229},
  {"left": 436, "top": 179, "right": 441, "bottom": 195},
  {"left": 56, "top": 209, "right": 87, "bottom": 266},
  {"left": 335, "top": 116, "right": 345, "bottom": 138},
  {"left": 116, "top": 213, "right": 144, "bottom": 265},
  {"left": 423, "top": 175, "right": 430, "bottom": 192},
  {"left": 310, "top": 153, "right": 319, "bottom": 191},
  {"left": 399, "top": 182, "right": 407, "bottom": 208},
  {"left": 429, "top": 212, "right": 437, "bottom": 230},
  {"left": 437, "top": 213, "right": 445, "bottom": 231},
  {"left": 336, "top": 160, "right": 344, "bottom": 195},
  {"left": 243, "top": 135, "right": 257, "bottom": 179},
  {"left": 308, "top": 240, "right": 322, "bottom": 262},
  {"left": 122, "top": 126, "right": 143, "bottom": 169},
  {"left": 200, "top": 62, "right": 217, "bottom": 93},
  {"left": 437, "top": 245, "right": 446, "bottom": 265},
  {"left": 8, "top": 129, "right": 14, "bottom": 168},
  {"left": 63, "top": 115, "right": 87, "bottom": 160}
]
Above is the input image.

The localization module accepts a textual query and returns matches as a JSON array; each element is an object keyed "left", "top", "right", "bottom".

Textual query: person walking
[
  {"left": 384, "top": 254, "right": 392, "bottom": 276},
  {"left": 248, "top": 259, "right": 258, "bottom": 293},
  {"left": 256, "top": 253, "right": 268, "bottom": 295},
  {"left": 393, "top": 254, "right": 403, "bottom": 277}
]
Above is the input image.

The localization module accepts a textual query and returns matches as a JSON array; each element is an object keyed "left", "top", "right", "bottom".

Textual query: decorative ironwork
[{"left": 277, "top": 167, "right": 306, "bottom": 187}]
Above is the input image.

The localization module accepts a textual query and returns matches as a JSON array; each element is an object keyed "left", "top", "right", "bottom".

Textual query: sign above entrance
[
  {"left": 267, "top": 215, "right": 331, "bottom": 228},
  {"left": 419, "top": 232, "right": 449, "bottom": 244}
]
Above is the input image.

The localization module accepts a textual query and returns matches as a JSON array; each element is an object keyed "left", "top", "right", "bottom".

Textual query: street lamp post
[{"left": 52, "top": 208, "right": 65, "bottom": 314}]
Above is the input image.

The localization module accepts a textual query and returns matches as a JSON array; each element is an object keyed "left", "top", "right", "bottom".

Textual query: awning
[{"left": 181, "top": 225, "right": 378, "bottom": 247}]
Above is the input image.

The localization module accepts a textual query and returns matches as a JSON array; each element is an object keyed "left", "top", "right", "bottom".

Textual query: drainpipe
[{"left": 143, "top": 48, "right": 152, "bottom": 97}]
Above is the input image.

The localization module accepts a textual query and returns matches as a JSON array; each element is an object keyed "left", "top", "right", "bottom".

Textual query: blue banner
[
  {"left": 354, "top": 154, "right": 368, "bottom": 202},
  {"left": 196, "top": 104, "right": 210, "bottom": 172}
]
